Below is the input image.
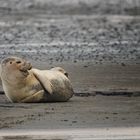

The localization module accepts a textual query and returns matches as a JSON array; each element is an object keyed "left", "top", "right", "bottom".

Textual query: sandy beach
[
  {"left": 0, "top": 95, "right": 140, "bottom": 139},
  {"left": 0, "top": 0, "right": 140, "bottom": 139}
]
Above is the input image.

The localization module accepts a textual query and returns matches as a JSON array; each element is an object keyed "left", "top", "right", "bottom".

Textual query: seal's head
[{"left": 1, "top": 57, "right": 32, "bottom": 81}]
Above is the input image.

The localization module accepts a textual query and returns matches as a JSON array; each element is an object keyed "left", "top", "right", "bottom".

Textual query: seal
[{"left": 0, "top": 57, "right": 74, "bottom": 103}]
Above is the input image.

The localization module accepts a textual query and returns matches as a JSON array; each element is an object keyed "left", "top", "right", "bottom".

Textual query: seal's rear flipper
[
  {"left": 31, "top": 69, "right": 53, "bottom": 94},
  {"left": 51, "top": 67, "right": 68, "bottom": 77}
]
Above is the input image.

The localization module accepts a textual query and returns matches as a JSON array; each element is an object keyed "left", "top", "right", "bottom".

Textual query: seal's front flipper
[{"left": 31, "top": 69, "right": 53, "bottom": 94}]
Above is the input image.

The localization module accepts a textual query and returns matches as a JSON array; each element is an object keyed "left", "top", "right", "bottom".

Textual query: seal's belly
[{"left": 3, "top": 81, "right": 43, "bottom": 103}]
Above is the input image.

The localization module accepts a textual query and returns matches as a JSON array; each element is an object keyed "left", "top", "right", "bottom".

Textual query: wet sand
[
  {"left": 0, "top": 95, "right": 140, "bottom": 129},
  {"left": 0, "top": 95, "right": 140, "bottom": 139}
]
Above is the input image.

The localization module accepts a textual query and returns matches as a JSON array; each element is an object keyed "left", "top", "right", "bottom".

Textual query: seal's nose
[{"left": 65, "top": 72, "right": 68, "bottom": 77}]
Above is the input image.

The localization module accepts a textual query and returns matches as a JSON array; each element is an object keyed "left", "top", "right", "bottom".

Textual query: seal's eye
[
  {"left": 10, "top": 61, "right": 12, "bottom": 64},
  {"left": 16, "top": 61, "right": 21, "bottom": 64}
]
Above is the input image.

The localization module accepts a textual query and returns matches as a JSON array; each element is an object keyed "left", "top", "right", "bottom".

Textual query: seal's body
[{"left": 0, "top": 57, "right": 74, "bottom": 103}]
